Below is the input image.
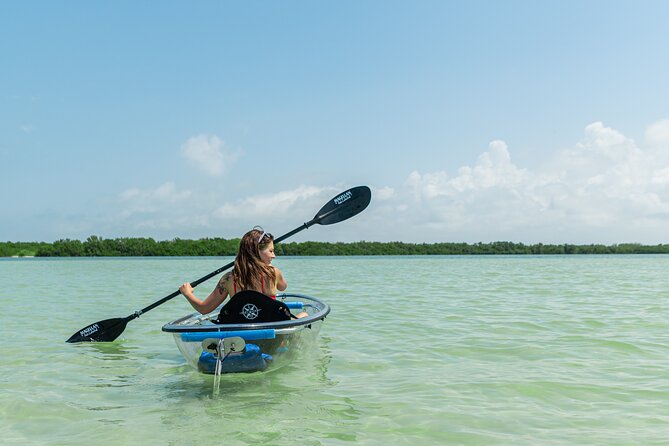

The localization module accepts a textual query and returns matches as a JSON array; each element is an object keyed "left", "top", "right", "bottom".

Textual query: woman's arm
[
  {"left": 274, "top": 266, "right": 287, "bottom": 292},
  {"left": 179, "top": 280, "right": 228, "bottom": 315}
]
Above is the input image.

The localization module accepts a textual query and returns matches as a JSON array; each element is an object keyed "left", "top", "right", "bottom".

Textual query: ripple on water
[{"left": 4, "top": 256, "right": 669, "bottom": 445}]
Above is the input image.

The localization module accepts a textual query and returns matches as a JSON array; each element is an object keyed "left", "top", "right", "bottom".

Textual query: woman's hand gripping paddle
[{"left": 66, "top": 186, "right": 372, "bottom": 343}]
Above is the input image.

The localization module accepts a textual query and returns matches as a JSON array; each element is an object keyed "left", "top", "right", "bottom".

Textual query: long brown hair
[{"left": 233, "top": 227, "right": 276, "bottom": 293}]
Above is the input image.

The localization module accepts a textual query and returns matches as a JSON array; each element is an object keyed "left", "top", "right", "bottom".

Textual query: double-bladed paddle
[{"left": 66, "top": 185, "right": 372, "bottom": 343}]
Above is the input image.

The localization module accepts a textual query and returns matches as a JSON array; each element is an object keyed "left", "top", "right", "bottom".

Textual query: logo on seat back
[{"left": 241, "top": 303, "right": 260, "bottom": 320}]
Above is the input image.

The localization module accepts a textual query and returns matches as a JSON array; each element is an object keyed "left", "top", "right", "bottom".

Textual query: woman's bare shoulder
[{"left": 215, "top": 271, "right": 233, "bottom": 295}]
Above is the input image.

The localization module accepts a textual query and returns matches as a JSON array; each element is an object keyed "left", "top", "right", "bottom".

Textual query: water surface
[{"left": 2, "top": 255, "right": 669, "bottom": 445}]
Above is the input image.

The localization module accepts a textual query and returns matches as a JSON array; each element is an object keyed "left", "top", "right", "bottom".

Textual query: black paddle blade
[
  {"left": 314, "top": 185, "right": 372, "bottom": 225},
  {"left": 66, "top": 317, "right": 129, "bottom": 343}
]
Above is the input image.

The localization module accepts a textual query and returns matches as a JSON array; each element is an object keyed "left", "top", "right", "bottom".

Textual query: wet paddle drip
[{"left": 212, "top": 339, "right": 234, "bottom": 394}]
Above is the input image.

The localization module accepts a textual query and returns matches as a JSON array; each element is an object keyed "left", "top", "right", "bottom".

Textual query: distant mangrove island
[{"left": 2, "top": 236, "right": 669, "bottom": 257}]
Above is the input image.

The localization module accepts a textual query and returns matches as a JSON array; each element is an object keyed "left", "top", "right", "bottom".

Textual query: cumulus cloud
[
  {"left": 99, "top": 183, "right": 361, "bottom": 240},
  {"left": 374, "top": 186, "right": 395, "bottom": 200},
  {"left": 394, "top": 120, "right": 669, "bottom": 243},
  {"left": 213, "top": 185, "right": 329, "bottom": 221},
  {"left": 646, "top": 118, "right": 669, "bottom": 148},
  {"left": 119, "top": 182, "right": 192, "bottom": 217},
  {"left": 110, "top": 182, "right": 213, "bottom": 234},
  {"left": 120, "top": 181, "right": 190, "bottom": 202},
  {"left": 407, "top": 140, "right": 528, "bottom": 199},
  {"left": 181, "top": 134, "right": 239, "bottom": 176},
  {"left": 76, "top": 120, "right": 669, "bottom": 244}
]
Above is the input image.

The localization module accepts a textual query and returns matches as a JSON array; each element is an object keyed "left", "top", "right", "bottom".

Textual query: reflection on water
[
  {"left": 68, "top": 341, "right": 147, "bottom": 389},
  {"left": 161, "top": 335, "right": 333, "bottom": 401},
  {"left": 83, "top": 341, "right": 139, "bottom": 360},
  {"left": 157, "top": 340, "right": 343, "bottom": 445}
]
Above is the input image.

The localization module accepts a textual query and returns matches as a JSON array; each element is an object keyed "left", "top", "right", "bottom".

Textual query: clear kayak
[{"left": 161, "top": 293, "right": 330, "bottom": 374}]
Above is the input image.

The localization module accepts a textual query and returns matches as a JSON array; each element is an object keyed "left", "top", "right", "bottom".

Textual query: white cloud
[
  {"left": 646, "top": 118, "right": 669, "bottom": 148},
  {"left": 213, "top": 185, "right": 329, "bottom": 221},
  {"left": 62, "top": 120, "right": 669, "bottom": 244},
  {"left": 406, "top": 140, "right": 529, "bottom": 200},
  {"left": 391, "top": 120, "right": 669, "bottom": 243},
  {"left": 374, "top": 186, "right": 395, "bottom": 200},
  {"left": 181, "top": 134, "right": 239, "bottom": 176},
  {"left": 119, "top": 182, "right": 192, "bottom": 217}
]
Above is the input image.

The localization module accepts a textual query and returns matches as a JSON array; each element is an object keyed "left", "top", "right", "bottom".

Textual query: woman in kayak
[{"left": 179, "top": 226, "right": 306, "bottom": 317}]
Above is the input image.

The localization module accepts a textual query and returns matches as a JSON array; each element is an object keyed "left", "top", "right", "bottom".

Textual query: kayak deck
[{"left": 162, "top": 293, "right": 330, "bottom": 374}]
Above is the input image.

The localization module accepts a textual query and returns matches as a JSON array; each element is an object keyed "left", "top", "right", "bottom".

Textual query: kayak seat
[
  {"left": 197, "top": 344, "right": 273, "bottom": 374},
  {"left": 214, "top": 290, "right": 296, "bottom": 324}
]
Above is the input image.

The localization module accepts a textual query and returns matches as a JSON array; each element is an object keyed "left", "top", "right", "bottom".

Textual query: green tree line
[{"left": 2, "top": 237, "right": 669, "bottom": 257}]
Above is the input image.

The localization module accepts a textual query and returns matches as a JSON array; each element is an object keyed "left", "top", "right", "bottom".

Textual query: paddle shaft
[
  {"left": 67, "top": 185, "right": 371, "bottom": 342},
  {"left": 131, "top": 260, "right": 233, "bottom": 319},
  {"left": 128, "top": 217, "right": 321, "bottom": 320}
]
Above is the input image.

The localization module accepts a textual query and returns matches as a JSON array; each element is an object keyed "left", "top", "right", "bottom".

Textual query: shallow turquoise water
[{"left": 2, "top": 255, "right": 669, "bottom": 445}]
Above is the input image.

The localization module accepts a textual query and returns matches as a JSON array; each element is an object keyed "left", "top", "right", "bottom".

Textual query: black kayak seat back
[{"left": 215, "top": 290, "right": 296, "bottom": 324}]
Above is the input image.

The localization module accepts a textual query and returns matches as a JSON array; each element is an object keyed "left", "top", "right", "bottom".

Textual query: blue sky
[{"left": 2, "top": 1, "right": 669, "bottom": 244}]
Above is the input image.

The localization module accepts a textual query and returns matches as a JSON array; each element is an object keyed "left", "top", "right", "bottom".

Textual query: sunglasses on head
[{"left": 253, "top": 225, "right": 272, "bottom": 243}]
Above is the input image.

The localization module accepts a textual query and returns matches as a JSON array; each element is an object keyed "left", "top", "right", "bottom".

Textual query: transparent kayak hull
[{"left": 161, "top": 293, "right": 330, "bottom": 374}]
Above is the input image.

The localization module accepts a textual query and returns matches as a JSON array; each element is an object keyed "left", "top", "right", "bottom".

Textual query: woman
[{"left": 179, "top": 226, "right": 306, "bottom": 317}]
